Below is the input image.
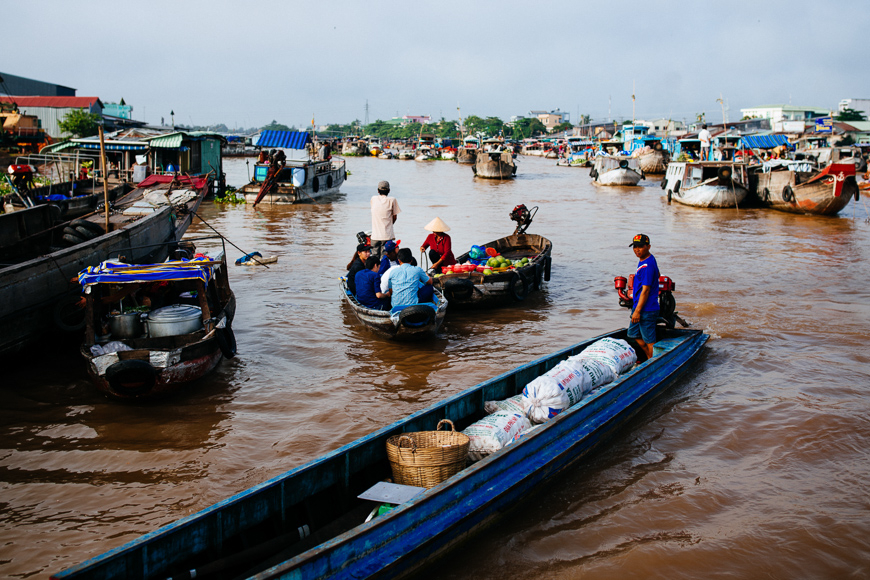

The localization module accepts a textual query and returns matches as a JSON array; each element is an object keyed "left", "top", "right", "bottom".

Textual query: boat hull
[
  {"left": 437, "top": 234, "right": 551, "bottom": 308},
  {"left": 340, "top": 279, "right": 447, "bottom": 339},
  {"left": 664, "top": 162, "right": 750, "bottom": 208},
  {"left": 638, "top": 150, "right": 669, "bottom": 174},
  {"left": 473, "top": 151, "right": 517, "bottom": 179},
  {"left": 51, "top": 328, "right": 707, "bottom": 580},
  {"left": 753, "top": 166, "right": 857, "bottom": 216},
  {"left": 455, "top": 148, "right": 476, "bottom": 164},
  {"left": 595, "top": 167, "right": 642, "bottom": 186},
  {"left": 671, "top": 183, "right": 749, "bottom": 208}
]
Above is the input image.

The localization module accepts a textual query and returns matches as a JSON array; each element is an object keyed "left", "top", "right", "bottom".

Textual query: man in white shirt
[
  {"left": 698, "top": 124, "right": 711, "bottom": 161},
  {"left": 370, "top": 180, "right": 400, "bottom": 260}
]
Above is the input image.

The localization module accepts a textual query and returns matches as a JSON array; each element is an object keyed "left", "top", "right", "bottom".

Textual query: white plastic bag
[
  {"left": 484, "top": 394, "right": 525, "bottom": 415},
  {"left": 463, "top": 412, "right": 532, "bottom": 462},
  {"left": 577, "top": 337, "right": 637, "bottom": 375},
  {"left": 521, "top": 359, "right": 596, "bottom": 424}
]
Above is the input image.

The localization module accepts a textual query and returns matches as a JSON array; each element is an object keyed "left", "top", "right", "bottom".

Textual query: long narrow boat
[
  {"left": 7, "top": 179, "right": 129, "bottom": 220},
  {"left": 663, "top": 161, "right": 749, "bottom": 208},
  {"left": 52, "top": 326, "right": 708, "bottom": 580},
  {"left": 591, "top": 155, "right": 644, "bottom": 186},
  {"left": 339, "top": 277, "right": 448, "bottom": 339},
  {"left": 750, "top": 160, "right": 858, "bottom": 215},
  {"left": 0, "top": 175, "right": 209, "bottom": 358}
]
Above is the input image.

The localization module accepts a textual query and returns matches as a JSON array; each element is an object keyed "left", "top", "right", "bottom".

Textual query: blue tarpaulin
[
  {"left": 740, "top": 135, "right": 790, "bottom": 150},
  {"left": 255, "top": 130, "right": 311, "bottom": 150},
  {"left": 78, "top": 258, "right": 213, "bottom": 287}
]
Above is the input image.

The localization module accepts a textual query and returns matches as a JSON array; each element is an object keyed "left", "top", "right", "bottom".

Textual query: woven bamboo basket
[{"left": 385, "top": 419, "right": 470, "bottom": 488}]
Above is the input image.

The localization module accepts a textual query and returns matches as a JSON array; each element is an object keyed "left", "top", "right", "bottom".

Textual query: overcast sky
[{"left": 4, "top": 0, "right": 868, "bottom": 130}]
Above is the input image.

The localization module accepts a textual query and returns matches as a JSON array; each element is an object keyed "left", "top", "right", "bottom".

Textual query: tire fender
[
  {"left": 105, "top": 359, "right": 157, "bottom": 397},
  {"left": 216, "top": 325, "right": 237, "bottom": 359},
  {"left": 62, "top": 232, "right": 86, "bottom": 246},
  {"left": 70, "top": 219, "right": 104, "bottom": 236},
  {"left": 509, "top": 271, "right": 529, "bottom": 301},
  {"left": 442, "top": 277, "right": 475, "bottom": 300},
  {"left": 53, "top": 295, "right": 86, "bottom": 332},
  {"left": 544, "top": 256, "right": 552, "bottom": 282},
  {"left": 312, "top": 177, "right": 320, "bottom": 193},
  {"left": 782, "top": 185, "right": 794, "bottom": 203},
  {"left": 398, "top": 305, "right": 435, "bottom": 328},
  {"left": 667, "top": 189, "right": 673, "bottom": 203}
]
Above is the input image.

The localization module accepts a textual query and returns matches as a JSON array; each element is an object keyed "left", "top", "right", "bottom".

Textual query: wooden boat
[
  {"left": 750, "top": 161, "right": 858, "bottom": 215},
  {"left": 520, "top": 138, "right": 544, "bottom": 156},
  {"left": 473, "top": 147, "right": 517, "bottom": 179},
  {"left": 557, "top": 136, "right": 593, "bottom": 167},
  {"left": 239, "top": 158, "right": 346, "bottom": 204},
  {"left": 51, "top": 326, "right": 708, "bottom": 580},
  {"left": 456, "top": 136, "right": 478, "bottom": 164},
  {"left": 78, "top": 246, "right": 236, "bottom": 400},
  {"left": 591, "top": 155, "right": 643, "bottom": 186},
  {"left": 6, "top": 179, "right": 129, "bottom": 219},
  {"left": 436, "top": 232, "right": 551, "bottom": 308},
  {"left": 396, "top": 149, "right": 415, "bottom": 160},
  {"left": 662, "top": 161, "right": 749, "bottom": 208},
  {"left": 0, "top": 175, "right": 209, "bottom": 358},
  {"left": 339, "top": 277, "right": 448, "bottom": 339}
]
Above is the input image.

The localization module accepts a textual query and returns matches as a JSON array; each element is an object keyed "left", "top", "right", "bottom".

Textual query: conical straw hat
[{"left": 424, "top": 217, "right": 450, "bottom": 232}]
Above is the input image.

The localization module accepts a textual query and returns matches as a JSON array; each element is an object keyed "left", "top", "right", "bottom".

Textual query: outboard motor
[
  {"left": 509, "top": 204, "right": 538, "bottom": 235},
  {"left": 614, "top": 274, "right": 687, "bottom": 329}
]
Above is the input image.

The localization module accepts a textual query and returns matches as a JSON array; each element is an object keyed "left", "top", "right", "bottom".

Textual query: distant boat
[
  {"left": 238, "top": 131, "right": 347, "bottom": 204},
  {"left": 456, "top": 136, "right": 479, "bottom": 164},
  {"left": 473, "top": 139, "right": 517, "bottom": 179},
  {"left": 591, "top": 155, "right": 643, "bottom": 186},
  {"left": 751, "top": 158, "right": 858, "bottom": 215},
  {"left": 663, "top": 161, "right": 749, "bottom": 207}
]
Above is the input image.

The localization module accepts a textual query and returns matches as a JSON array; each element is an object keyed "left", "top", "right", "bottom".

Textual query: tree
[
  {"left": 552, "top": 121, "right": 573, "bottom": 133},
  {"left": 261, "top": 120, "right": 292, "bottom": 132},
  {"left": 835, "top": 108, "right": 867, "bottom": 122},
  {"left": 509, "top": 117, "right": 546, "bottom": 139},
  {"left": 580, "top": 114, "right": 591, "bottom": 125},
  {"left": 58, "top": 109, "right": 100, "bottom": 138},
  {"left": 838, "top": 134, "right": 856, "bottom": 146}
]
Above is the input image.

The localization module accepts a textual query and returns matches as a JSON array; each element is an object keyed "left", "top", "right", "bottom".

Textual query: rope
[{"left": 189, "top": 209, "right": 270, "bottom": 269}]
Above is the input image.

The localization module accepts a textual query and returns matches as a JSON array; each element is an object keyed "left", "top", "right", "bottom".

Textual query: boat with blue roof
[
  {"left": 622, "top": 124, "right": 670, "bottom": 174},
  {"left": 238, "top": 130, "right": 347, "bottom": 204}
]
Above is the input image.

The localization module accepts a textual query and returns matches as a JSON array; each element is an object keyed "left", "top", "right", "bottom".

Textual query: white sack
[
  {"left": 577, "top": 337, "right": 637, "bottom": 375},
  {"left": 521, "top": 359, "right": 596, "bottom": 424},
  {"left": 484, "top": 394, "right": 525, "bottom": 415},
  {"left": 564, "top": 356, "right": 616, "bottom": 389},
  {"left": 463, "top": 412, "right": 531, "bottom": 462}
]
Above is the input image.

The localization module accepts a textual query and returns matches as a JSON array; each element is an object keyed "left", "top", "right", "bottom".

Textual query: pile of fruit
[{"left": 436, "top": 255, "right": 532, "bottom": 277}]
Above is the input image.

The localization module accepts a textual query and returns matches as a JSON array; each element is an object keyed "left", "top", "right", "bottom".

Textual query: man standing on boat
[
  {"left": 698, "top": 124, "right": 711, "bottom": 161},
  {"left": 627, "top": 234, "right": 660, "bottom": 360},
  {"left": 370, "top": 180, "right": 400, "bottom": 260}
]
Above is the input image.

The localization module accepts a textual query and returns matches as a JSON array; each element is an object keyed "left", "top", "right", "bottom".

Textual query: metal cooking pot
[
  {"left": 143, "top": 305, "right": 203, "bottom": 338},
  {"left": 108, "top": 312, "right": 145, "bottom": 339}
]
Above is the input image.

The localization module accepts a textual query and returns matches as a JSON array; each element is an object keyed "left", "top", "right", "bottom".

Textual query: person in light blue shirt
[{"left": 380, "top": 248, "right": 433, "bottom": 307}]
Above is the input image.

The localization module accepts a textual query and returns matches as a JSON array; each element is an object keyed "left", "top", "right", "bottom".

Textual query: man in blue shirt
[
  {"left": 627, "top": 233, "right": 660, "bottom": 360},
  {"left": 355, "top": 256, "right": 389, "bottom": 310},
  {"left": 377, "top": 239, "right": 400, "bottom": 278},
  {"left": 380, "top": 248, "right": 433, "bottom": 307}
]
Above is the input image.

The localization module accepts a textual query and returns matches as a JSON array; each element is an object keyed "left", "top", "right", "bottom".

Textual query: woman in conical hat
[{"left": 420, "top": 217, "right": 456, "bottom": 273}]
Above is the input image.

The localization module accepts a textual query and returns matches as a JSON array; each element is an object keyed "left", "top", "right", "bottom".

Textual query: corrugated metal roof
[
  {"left": 0, "top": 96, "right": 102, "bottom": 108},
  {"left": 740, "top": 134, "right": 790, "bottom": 149},
  {"left": 40, "top": 141, "right": 77, "bottom": 153},
  {"left": 148, "top": 133, "right": 184, "bottom": 148},
  {"left": 254, "top": 130, "right": 310, "bottom": 149}
]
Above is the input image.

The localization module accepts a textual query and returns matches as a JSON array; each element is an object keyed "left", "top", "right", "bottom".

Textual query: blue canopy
[
  {"left": 740, "top": 134, "right": 790, "bottom": 150},
  {"left": 255, "top": 130, "right": 311, "bottom": 149},
  {"left": 78, "top": 258, "right": 213, "bottom": 288}
]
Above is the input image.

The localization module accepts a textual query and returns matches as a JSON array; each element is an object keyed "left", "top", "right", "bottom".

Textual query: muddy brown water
[{"left": 3, "top": 155, "right": 870, "bottom": 578}]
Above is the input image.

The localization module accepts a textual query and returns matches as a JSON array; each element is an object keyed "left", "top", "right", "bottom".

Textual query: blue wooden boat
[{"left": 52, "top": 327, "right": 708, "bottom": 580}]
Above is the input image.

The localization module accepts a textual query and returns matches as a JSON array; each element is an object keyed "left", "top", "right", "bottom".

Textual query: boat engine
[
  {"left": 614, "top": 274, "right": 687, "bottom": 329},
  {"left": 509, "top": 204, "right": 538, "bottom": 235}
]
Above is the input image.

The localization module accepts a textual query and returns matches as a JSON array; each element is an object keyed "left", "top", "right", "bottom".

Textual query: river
[{"left": 2, "top": 154, "right": 870, "bottom": 578}]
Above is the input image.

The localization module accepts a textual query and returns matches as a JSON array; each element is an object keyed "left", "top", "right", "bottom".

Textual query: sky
[{"left": 4, "top": 0, "right": 869, "bottom": 131}]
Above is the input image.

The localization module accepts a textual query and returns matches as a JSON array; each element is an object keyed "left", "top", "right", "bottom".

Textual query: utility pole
[{"left": 364, "top": 100, "right": 369, "bottom": 127}]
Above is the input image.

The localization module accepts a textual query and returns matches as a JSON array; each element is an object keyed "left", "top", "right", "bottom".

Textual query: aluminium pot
[
  {"left": 108, "top": 312, "right": 145, "bottom": 339},
  {"left": 143, "top": 304, "right": 203, "bottom": 338}
]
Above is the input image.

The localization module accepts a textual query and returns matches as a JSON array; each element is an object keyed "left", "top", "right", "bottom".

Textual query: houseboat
[
  {"left": 662, "top": 161, "right": 749, "bottom": 207},
  {"left": 238, "top": 131, "right": 347, "bottom": 204},
  {"left": 473, "top": 140, "right": 517, "bottom": 179},
  {"left": 590, "top": 155, "right": 643, "bottom": 186},
  {"left": 622, "top": 124, "right": 670, "bottom": 174},
  {"left": 557, "top": 136, "right": 594, "bottom": 167},
  {"left": 456, "top": 136, "right": 478, "bottom": 164}
]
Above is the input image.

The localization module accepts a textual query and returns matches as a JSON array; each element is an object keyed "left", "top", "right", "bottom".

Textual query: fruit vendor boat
[
  {"left": 238, "top": 131, "right": 347, "bottom": 204},
  {"left": 434, "top": 205, "right": 551, "bottom": 308},
  {"left": 662, "top": 161, "right": 749, "bottom": 208},
  {"left": 77, "top": 240, "right": 236, "bottom": 401},
  {"left": 51, "top": 318, "right": 707, "bottom": 580},
  {"left": 0, "top": 174, "right": 209, "bottom": 358},
  {"left": 339, "top": 277, "right": 448, "bottom": 339}
]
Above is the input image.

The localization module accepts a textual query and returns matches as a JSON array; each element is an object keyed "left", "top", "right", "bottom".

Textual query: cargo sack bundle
[
  {"left": 484, "top": 394, "right": 524, "bottom": 415},
  {"left": 576, "top": 337, "right": 637, "bottom": 375},
  {"left": 522, "top": 358, "right": 615, "bottom": 424},
  {"left": 463, "top": 411, "right": 531, "bottom": 462}
]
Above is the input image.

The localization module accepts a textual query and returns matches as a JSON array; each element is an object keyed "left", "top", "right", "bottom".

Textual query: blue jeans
[{"left": 628, "top": 309, "right": 659, "bottom": 344}]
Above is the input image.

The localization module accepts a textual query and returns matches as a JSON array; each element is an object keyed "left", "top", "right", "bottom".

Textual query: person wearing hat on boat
[
  {"left": 420, "top": 217, "right": 456, "bottom": 274},
  {"left": 370, "top": 180, "right": 400, "bottom": 260},
  {"left": 345, "top": 242, "right": 372, "bottom": 296},
  {"left": 627, "top": 234, "right": 660, "bottom": 361},
  {"left": 377, "top": 239, "right": 400, "bottom": 278},
  {"left": 380, "top": 248, "right": 433, "bottom": 307}
]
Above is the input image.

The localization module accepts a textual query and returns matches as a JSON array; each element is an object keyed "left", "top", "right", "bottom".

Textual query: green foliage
[
  {"left": 464, "top": 115, "right": 505, "bottom": 137},
  {"left": 58, "top": 109, "right": 100, "bottom": 138},
  {"left": 261, "top": 120, "right": 293, "bottom": 132},
  {"left": 838, "top": 135, "right": 856, "bottom": 146},
  {"left": 214, "top": 185, "right": 245, "bottom": 204},
  {"left": 835, "top": 108, "right": 867, "bottom": 122},
  {"left": 508, "top": 117, "right": 546, "bottom": 139},
  {"left": 580, "top": 114, "right": 591, "bottom": 125},
  {"left": 552, "top": 122, "right": 574, "bottom": 133}
]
